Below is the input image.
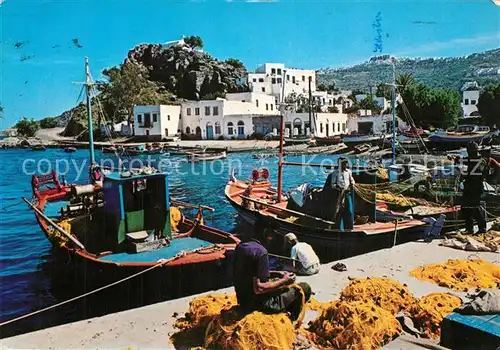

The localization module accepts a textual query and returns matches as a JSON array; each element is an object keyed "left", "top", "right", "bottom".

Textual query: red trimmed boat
[{"left": 24, "top": 58, "right": 239, "bottom": 299}]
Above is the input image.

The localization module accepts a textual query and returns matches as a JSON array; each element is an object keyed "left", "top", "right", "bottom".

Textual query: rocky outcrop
[{"left": 125, "top": 44, "right": 248, "bottom": 100}]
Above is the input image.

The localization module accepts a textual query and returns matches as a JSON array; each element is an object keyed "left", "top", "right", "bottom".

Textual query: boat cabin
[
  {"left": 103, "top": 171, "right": 171, "bottom": 249},
  {"left": 452, "top": 125, "right": 490, "bottom": 134}
]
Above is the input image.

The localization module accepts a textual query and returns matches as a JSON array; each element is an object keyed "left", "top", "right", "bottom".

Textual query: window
[
  {"left": 302, "top": 76, "right": 305, "bottom": 81},
  {"left": 271, "top": 68, "right": 276, "bottom": 74},
  {"left": 333, "top": 123, "right": 336, "bottom": 132},
  {"left": 259, "top": 78, "right": 264, "bottom": 83},
  {"left": 277, "top": 78, "right": 282, "bottom": 84},
  {"left": 186, "top": 127, "right": 191, "bottom": 134},
  {"left": 213, "top": 106, "right": 219, "bottom": 115},
  {"left": 329, "top": 99, "right": 332, "bottom": 105},
  {"left": 165, "top": 128, "right": 169, "bottom": 136},
  {"left": 152, "top": 113, "right": 158, "bottom": 122},
  {"left": 195, "top": 107, "right": 200, "bottom": 116},
  {"left": 342, "top": 123, "right": 346, "bottom": 132},
  {"left": 271, "top": 104, "right": 273, "bottom": 111},
  {"left": 237, "top": 120, "right": 245, "bottom": 135},
  {"left": 287, "top": 75, "right": 290, "bottom": 81},
  {"left": 167, "top": 115, "right": 170, "bottom": 121},
  {"left": 292, "top": 76, "right": 296, "bottom": 83},
  {"left": 261, "top": 87, "right": 265, "bottom": 93},
  {"left": 256, "top": 100, "right": 259, "bottom": 107},
  {"left": 266, "top": 104, "right": 269, "bottom": 111},
  {"left": 320, "top": 123, "right": 323, "bottom": 133},
  {"left": 471, "top": 100, "right": 477, "bottom": 105},
  {"left": 272, "top": 78, "right": 276, "bottom": 84},
  {"left": 253, "top": 78, "right": 257, "bottom": 82},
  {"left": 277, "top": 68, "right": 282, "bottom": 75},
  {"left": 205, "top": 106, "right": 211, "bottom": 115},
  {"left": 465, "top": 99, "right": 469, "bottom": 105},
  {"left": 215, "top": 121, "right": 221, "bottom": 134},
  {"left": 322, "top": 98, "right": 325, "bottom": 104},
  {"left": 187, "top": 108, "right": 192, "bottom": 116},
  {"left": 337, "top": 123, "right": 340, "bottom": 132},
  {"left": 137, "top": 114, "right": 142, "bottom": 123},
  {"left": 227, "top": 122, "right": 234, "bottom": 135}
]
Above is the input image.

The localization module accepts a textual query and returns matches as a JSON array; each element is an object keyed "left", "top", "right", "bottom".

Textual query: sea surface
[{"left": 0, "top": 148, "right": 340, "bottom": 338}]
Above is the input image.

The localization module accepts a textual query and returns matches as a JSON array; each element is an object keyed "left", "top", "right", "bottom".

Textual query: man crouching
[{"left": 233, "top": 222, "right": 312, "bottom": 321}]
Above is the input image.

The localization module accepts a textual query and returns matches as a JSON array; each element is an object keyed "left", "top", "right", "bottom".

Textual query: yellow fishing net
[
  {"left": 170, "top": 207, "right": 183, "bottom": 232},
  {"left": 205, "top": 307, "right": 295, "bottom": 350},
  {"left": 307, "top": 300, "right": 401, "bottom": 350},
  {"left": 409, "top": 293, "right": 462, "bottom": 339},
  {"left": 410, "top": 258, "right": 500, "bottom": 291},
  {"left": 307, "top": 298, "right": 329, "bottom": 312},
  {"left": 340, "top": 277, "right": 417, "bottom": 315},
  {"left": 48, "top": 219, "right": 71, "bottom": 246}
]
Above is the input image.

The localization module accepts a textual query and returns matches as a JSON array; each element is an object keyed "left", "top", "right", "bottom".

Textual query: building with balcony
[
  {"left": 133, "top": 105, "right": 181, "bottom": 141},
  {"left": 461, "top": 81, "right": 480, "bottom": 118}
]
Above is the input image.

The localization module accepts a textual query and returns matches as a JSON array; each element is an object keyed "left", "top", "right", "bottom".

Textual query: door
[
  {"left": 144, "top": 113, "right": 151, "bottom": 127},
  {"left": 165, "top": 128, "right": 169, "bottom": 137},
  {"left": 145, "top": 130, "right": 150, "bottom": 136},
  {"left": 195, "top": 127, "right": 202, "bottom": 140},
  {"left": 326, "top": 123, "right": 329, "bottom": 137},
  {"left": 206, "top": 123, "right": 214, "bottom": 140}
]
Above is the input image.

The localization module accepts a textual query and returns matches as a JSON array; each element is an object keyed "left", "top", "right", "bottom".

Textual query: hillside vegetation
[{"left": 318, "top": 48, "right": 500, "bottom": 91}]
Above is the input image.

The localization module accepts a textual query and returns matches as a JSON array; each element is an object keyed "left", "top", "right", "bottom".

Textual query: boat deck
[{"left": 98, "top": 237, "right": 213, "bottom": 263}]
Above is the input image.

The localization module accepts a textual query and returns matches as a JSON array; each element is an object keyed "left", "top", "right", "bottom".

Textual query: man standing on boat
[
  {"left": 283, "top": 233, "right": 320, "bottom": 275},
  {"left": 461, "top": 141, "right": 487, "bottom": 234},
  {"left": 323, "top": 157, "right": 356, "bottom": 229},
  {"left": 233, "top": 223, "right": 312, "bottom": 320}
]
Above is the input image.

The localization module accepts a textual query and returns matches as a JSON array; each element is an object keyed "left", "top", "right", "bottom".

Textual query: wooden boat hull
[
  {"left": 427, "top": 132, "right": 495, "bottom": 150},
  {"left": 342, "top": 134, "right": 392, "bottom": 147},
  {"left": 314, "top": 136, "right": 341, "bottom": 146},
  {"left": 224, "top": 180, "right": 425, "bottom": 262},
  {"left": 284, "top": 137, "right": 310, "bottom": 146}
]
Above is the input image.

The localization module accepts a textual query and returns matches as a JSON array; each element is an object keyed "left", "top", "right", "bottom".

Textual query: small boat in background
[
  {"left": 31, "top": 144, "right": 46, "bottom": 151},
  {"left": 428, "top": 125, "right": 496, "bottom": 149},
  {"left": 342, "top": 133, "right": 392, "bottom": 147},
  {"left": 63, "top": 147, "right": 77, "bottom": 153},
  {"left": 313, "top": 135, "right": 342, "bottom": 146},
  {"left": 284, "top": 135, "right": 312, "bottom": 146},
  {"left": 187, "top": 150, "right": 227, "bottom": 162}
]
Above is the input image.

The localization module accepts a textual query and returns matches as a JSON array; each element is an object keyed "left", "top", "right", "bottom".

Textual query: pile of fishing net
[
  {"left": 410, "top": 258, "right": 500, "bottom": 291},
  {"left": 409, "top": 293, "right": 462, "bottom": 339},
  {"left": 205, "top": 307, "right": 296, "bottom": 350},
  {"left": 340, "top": 277, "right": 417, "bottom": 314},
  {"left": 441, "top": 231, "right": 500, "bottom": 252},
  {"left": 307, "top": 300, "right": 401, "bottom": 349}
]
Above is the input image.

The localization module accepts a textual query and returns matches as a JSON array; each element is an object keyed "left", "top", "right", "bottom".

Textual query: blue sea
[{"left": 0, "top": 148, "right": 340, "bottom": 337}]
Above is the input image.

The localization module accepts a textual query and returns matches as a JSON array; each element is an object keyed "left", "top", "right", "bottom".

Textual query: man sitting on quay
[
  {"left": 284, "top": 233, "right": 320, "bottom": 276},
  {"left": 233, "top": 223, "right": 312, "bottom": 321}
]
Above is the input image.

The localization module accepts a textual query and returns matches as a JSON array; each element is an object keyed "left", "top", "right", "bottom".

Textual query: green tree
[
  {"left": 376, "top": 83, "right": 392, "bottom": 100},
  {"left": 184, "top": 36, "right": 204, "bottom": 49},
  {"left": 225, "top": 58, "right": 245, "bottom": 69},
  {"left": 317, "top": 83, "right": 336, "bottom": 92},
  {"left": 398, "top": 83, "right": 461, "bottom": 128},
  {"left": 478, "top": 83, "right": 500, "bottom": 127},
  {"left": 39, "top": 117, "right": 58, "bottom": 129},
  {"left": 396, "top": 73, "right": 415, "bottom": 93},
  {"left": 359, "top": 96, "right": 382, "bottom": 114},
  {"left": 15, "top": 117, "right": 39, "bottom": 137}
]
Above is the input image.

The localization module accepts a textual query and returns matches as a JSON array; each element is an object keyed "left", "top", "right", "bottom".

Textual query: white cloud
[{"left": 394, "top": 32, "right": 500, "bottom": 57}]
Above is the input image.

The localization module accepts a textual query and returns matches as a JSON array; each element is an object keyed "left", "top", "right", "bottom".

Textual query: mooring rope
[{"left": 0, "top": 258, "right": 173, "bottom": 327}]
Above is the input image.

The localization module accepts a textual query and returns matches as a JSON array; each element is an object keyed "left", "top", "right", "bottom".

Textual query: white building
[
  {"left": 461, "top": 81, "right": 480, "bottom": 118},
  {"left": 245, "top": 63, "right": 316, "bottom": 104},
  {"left": 181, "top": 92, "right": 278, "bottom": 139},
  {"left": 346, "top": 114, "right": 407, "bottom": 135},
  {"left": 282, "top": 109, "right": 348, "bottom": 138},
  {"left": 133, "top": 105, "right": 181, "bottom": 141},
  {"left": 355, "top": 94, "right": 392, "bottom": 112}
]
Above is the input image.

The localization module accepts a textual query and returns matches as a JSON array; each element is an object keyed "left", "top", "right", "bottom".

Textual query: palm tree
[{"left": 396, "top": 73, "right": 415, "bottom": 93}]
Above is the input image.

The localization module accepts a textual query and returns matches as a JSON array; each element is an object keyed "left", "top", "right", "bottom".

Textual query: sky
[{"left": 0, "top": 0, "right": 499, "bottom": 128}]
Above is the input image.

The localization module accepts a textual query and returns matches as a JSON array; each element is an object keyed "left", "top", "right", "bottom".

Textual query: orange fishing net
[
  {"left": 306, "top": 298, "right": 329, "bottom": 312},
  {"left": 340, "top": 277, "right": 417, "bottom": 315},
  {"left": 410, "top": 258, "right": 500, "bottom": 291},
  {"left": 307, "top": 300, "right": 401, "bottom": 350},
  {"left": 205, "top": 307, "right": 296, "bottom": 350},
  {"left": 409, "top": 293, "right": 462, "bottom": 339}
]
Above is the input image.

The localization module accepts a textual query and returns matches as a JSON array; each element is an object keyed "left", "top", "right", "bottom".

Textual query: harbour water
[{"left": 0, "top": 148, "right": 341, "bottom": 337}]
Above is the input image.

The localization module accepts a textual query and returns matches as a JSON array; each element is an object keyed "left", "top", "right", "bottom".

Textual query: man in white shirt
[{"left": 284, "top": 233, "right": 320, "bottom": 275}]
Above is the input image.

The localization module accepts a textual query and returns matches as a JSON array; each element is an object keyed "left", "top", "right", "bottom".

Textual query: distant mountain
[{"left": 317, "top": 48, "right": 500, "bottom": 92}]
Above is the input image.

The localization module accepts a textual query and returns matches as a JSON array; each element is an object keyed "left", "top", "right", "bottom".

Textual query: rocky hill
[{"left": 318, "top": 48, "right": 500, "bottom": 92}]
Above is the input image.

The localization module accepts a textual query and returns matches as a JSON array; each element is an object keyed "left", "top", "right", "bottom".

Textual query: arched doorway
[
  {"left": 237, "top": 121, "right": 245, "bottom": 138},
  {"left": 227, "top": 122, "right": 234, "bottom": 136},
  {"left": 186, "top": 126, "right": 191, "bottom": 134},
  {"left": 206, "top": 122, "right": 214, "bottom": 140},
  {"left": 195, "top": 126, "right": 202, "bottom": 140},
  {"left": 293, "top": 118, "right": 302, "bottom": 135}
]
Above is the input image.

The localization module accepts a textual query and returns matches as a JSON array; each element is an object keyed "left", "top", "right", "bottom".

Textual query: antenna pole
[
  {"left": 391, "top": 57, "right": 397, "bottom": 165},
  {"left": 85, "top": 57, "right": 96, "bottom": 164}
]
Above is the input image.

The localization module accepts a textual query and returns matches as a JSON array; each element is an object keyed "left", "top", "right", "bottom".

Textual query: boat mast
[
  {"left": 308, "top": 76, "right": 313, "bottom": 136},
  {"left": 277, "top": 69, "right": 287, "bottom": 203},
  {"left": 85, "top": 57, "right": 96, "bottom": 164},
  {"left": 391, "top": 57, "right": 396, "bottom": 165}
]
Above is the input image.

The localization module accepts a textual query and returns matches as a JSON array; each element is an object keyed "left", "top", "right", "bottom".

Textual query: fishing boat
[
  {"left": 31, "top": 144, "right": 46, "bottom": 151},
  {"left": 284, "top": 135, "right": 312, "bottom": 146},
  {"left": 24, "top": 58, "right": 239, "bottom": 299},
  {"left": 341, "top": 133, "right": 392, "bottom": 147},
  {"left": 427, "top": 125, "right": 496, "bottom": 150},
  {"left": 313, "top": 135, "right": 342, "bottom": 146},
  {"left": 187, "top": 150, "right": 227, "bottom": 162}
]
